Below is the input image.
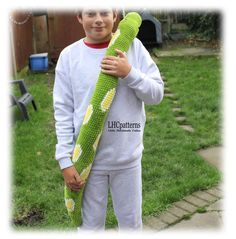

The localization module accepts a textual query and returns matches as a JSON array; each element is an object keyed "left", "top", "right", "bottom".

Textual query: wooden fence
[
  {"left": 10, "top": 11, "right": 34, "bottom": 74},
  {"left": 10, "top": 10, "right": 121, "bottom": 74}
]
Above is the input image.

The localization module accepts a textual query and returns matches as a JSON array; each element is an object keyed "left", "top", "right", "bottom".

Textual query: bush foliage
[{"left": 184, "top": 12, "right": 221, "bottom": 40}]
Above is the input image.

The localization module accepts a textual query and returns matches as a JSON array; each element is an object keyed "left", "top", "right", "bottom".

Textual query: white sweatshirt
[{"left": 53, "top": 38, "right": 164, "bottom": 170}]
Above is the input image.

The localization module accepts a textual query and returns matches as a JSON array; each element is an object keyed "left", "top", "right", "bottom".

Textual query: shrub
[{"left": 185, "top": 12, "right": 221, "bottom": 40}]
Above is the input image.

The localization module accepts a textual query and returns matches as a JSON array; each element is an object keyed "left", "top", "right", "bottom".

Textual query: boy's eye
[
  {"left": 86, "top": 11, "right": 96, "bottom": 17},
  {"left": 100, "top": 11, "right": 109, "bottom": 16}
]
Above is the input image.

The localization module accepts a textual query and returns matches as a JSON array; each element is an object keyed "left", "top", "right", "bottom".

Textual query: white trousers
[{"left": 80, "top": 164, "right": 142, "bottom": 231}]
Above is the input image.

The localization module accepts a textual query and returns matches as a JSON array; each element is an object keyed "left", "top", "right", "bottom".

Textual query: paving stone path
[
  {"left": 143, "top": 185, "right": 223, "bottom": 231},
  {"left": 161, "top": 74, "right": 195, "bottom": 133},
  {"left": 152, "top": 47, "right": 220, "bottom": 58},
  {"left": 145, "top": 49, "right": 223, "bottom": 231}
]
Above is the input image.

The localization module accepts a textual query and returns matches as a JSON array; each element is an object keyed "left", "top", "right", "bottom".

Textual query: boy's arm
[
  {"left": 53, "top": 61, "right": 85, "bottom": 191},
  {"left": 101, "top": 39, "right": 164, "bottom": 105},
  {"left": 53, "top": 52, "right": 74, "bottom": 170},
  {"left": 123, "top": 40, "right": 164, "bottom": 105}
]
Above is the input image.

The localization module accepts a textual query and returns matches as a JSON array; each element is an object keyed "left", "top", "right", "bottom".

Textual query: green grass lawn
[{"left": 11, "top": 55, "right": 222, "bottom": 230}]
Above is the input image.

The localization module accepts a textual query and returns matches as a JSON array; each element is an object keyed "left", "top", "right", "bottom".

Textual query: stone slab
[
  {"left": 207, "top": 199, "right": 223, "bottom": 211},
  {"left": 207, "top": 187, "right": 223, "bottom": 198},
  {"left": 155, "top": 48, "right": 220, "bottom": 58},
  {"left": 172, "top": 107, "right": 182, "bottom": 112},
  {"left": 159, "top": 211, "right": 179, "bottom": 224},
  {"left": 197, "top": 146, "right": 223, "bottom": 171},
  {"left": 164, "top": 87, "right": 171, "bottom": 93},
  {"left": 179, "top": 125, "right": 194, "bottom": 132},
  {"left": 161, "top": 75, "right": 166, "bottom": 81},
  {"left": 172, "top": 100, "right": 179, "bottom": 105},
  {"left": 167, "top": 205, "right": 189, "bottom": 218},
  {"left": 215, "top": 184, "right": 223, "bottom": 191},
  {"left": 143, "top": 216, "right": 168, "bottom": 231},
  {"left": 165, "top": 93, "right": 175, "bottom": 98},
  {"left": 174, "top": 200, "right": 197, "bottom": 213},
  {"left": 183, "top": 195, "right": 208, "bottom": 208},
  {"left": 175, "top": 116, "right": 186, "bottom": 122},
  {"left": 165, "top": 211, "right": 222, "bottom": 230},
  {"left": 192, "top": 191, "right": 217, "bottom": 203}
]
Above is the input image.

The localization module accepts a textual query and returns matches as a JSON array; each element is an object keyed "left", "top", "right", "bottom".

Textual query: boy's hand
[
  {"left": 62, "top": 166, "right": 85, "bottom": 192},
  {"left": 101, "top": 49, "right": 131, "bottom": 78}
]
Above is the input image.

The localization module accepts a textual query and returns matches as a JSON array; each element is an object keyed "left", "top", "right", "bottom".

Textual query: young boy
[{"left": 53, "top": 8, "right": 164, "bottom": 230}]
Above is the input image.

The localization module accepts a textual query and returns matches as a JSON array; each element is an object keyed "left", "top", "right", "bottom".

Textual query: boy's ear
[
  {"left": 77, "top": 15, "right": 83, "bottom": 24},
  {"left": 113, "top": 10, "right": 118, "bottom": 23}
]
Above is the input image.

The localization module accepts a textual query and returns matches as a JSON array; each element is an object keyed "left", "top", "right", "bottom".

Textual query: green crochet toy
[{"left": 64, "top": 12, "right": 142, "bottom": 227}]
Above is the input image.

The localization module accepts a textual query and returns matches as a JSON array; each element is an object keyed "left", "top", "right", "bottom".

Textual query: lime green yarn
[{"left": 64, "top": 12, "right": 142, "bottom": 227}]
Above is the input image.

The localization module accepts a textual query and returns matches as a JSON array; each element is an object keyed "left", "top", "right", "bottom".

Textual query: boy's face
[{"left": 78, "top": 9, "right": 117, "bottom": 44}]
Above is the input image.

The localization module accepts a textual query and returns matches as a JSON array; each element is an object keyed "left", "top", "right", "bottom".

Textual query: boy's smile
[
  {"left": 78, "top": 9, "right": 117, "bottom": 44},
  {"left": 94, "top": 27, "right": 104, "bottom": 32}
]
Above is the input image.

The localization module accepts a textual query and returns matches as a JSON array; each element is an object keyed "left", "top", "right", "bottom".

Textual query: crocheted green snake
[{"left": 64, "top": 12, "right": 142, "bottom": 227}]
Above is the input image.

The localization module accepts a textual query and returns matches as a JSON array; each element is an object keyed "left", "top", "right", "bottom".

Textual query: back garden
[{"left": 11, "top": 47, "right": 222, "bottom": 230}]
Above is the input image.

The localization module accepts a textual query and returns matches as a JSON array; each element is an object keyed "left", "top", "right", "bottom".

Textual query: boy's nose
[{"left": 94, "top": 14, "right": 103, "bottom": 24}]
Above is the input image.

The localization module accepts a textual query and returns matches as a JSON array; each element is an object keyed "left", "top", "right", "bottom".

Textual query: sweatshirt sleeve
[
  {"left": 53, "top": 50, "right": 74, "bottom": 170},
  {"left": 122, "top": 39, "right": 164, "bottom": 105}
]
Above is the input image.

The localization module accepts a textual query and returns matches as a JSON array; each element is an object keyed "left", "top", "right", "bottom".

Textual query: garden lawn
[
  {"left": 157, "top": 55, "right": 222, "bottom": 148},
  {"left": 11, "top": 54, "right": 221, "bottom": 230}
]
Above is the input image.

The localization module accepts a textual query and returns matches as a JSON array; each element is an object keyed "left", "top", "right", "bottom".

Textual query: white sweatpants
[{"left": 80, "top": 164, "right": 142, "bottom": 231}]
